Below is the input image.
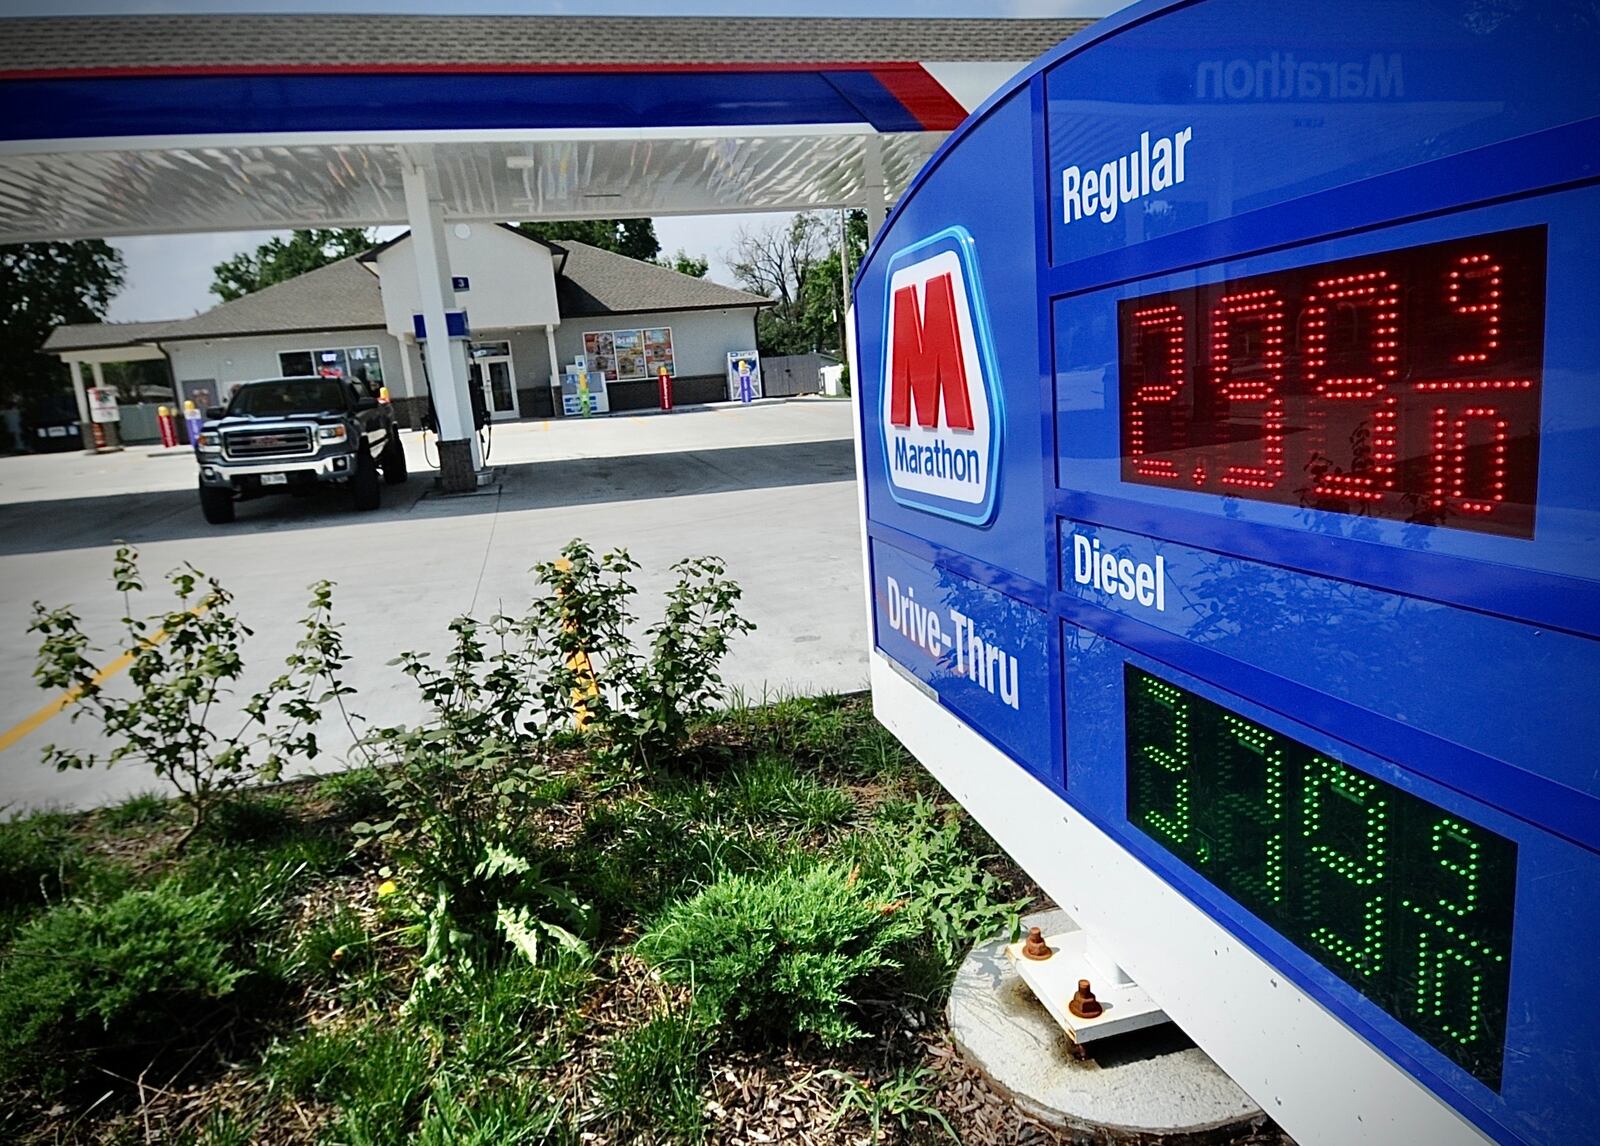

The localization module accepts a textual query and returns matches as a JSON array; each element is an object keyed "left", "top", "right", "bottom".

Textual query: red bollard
[
  {"left": 657, "top": 364, "right": 674, "bottom": 411},
  {"left": 157, "top": 405, "right": 178, "bottom": 448}
]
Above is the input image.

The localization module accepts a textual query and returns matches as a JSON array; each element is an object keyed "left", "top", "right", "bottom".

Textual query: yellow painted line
[{"left": 0, "top": 605, "right": 207, "bottom": 754}]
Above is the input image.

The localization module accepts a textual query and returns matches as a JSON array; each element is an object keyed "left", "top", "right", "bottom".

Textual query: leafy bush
[
  {"left": 635, "top": 861, "right": 917, "bottom": 1047},
  {"left": 0, "top": 880, "right": 256, "bottom": 1082},
  {"left": 530, "top": 540, "right": 754, "bottom": 770},
  {"left": 29, "top": 547, "right": 357, "bottom": 846},
  {"left": 595, "top": 1010, "right": 711, "bottom": 1141},
  {"left": 852, "top": 797, "right": 1028, "bottom": 984}
]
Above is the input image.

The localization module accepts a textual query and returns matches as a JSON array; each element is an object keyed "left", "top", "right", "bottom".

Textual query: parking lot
[{"left": 0, "top": 399, "right": 866, "bottom": 811}]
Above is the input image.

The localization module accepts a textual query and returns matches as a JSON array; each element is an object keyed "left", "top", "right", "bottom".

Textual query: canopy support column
[
  {"left": 545, "top": 323, "right": 562, "bottom": 416},
  {"left": 863, "top": 132, "right": 888, "bottom": 242},
  {"left": 68, "top": 359, "right": 92, "bottom": 449},
  {"left": 401, "top": 153, "right": 481, "bottom": 492}
]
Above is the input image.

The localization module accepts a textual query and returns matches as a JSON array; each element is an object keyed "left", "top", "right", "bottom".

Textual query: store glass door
[{"left": 468, "top": 342, "right": 519, "bottom": 420}]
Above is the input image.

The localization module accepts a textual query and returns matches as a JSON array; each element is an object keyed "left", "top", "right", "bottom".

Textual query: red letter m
[{"left": 889, "top": 273, "right": 975, "bottom": 430}]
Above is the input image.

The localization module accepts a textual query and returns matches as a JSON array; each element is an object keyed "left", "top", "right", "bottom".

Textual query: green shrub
[
  {"left": 595, "top": 1010, "right": 711, "bottom": 1142},
  {"left": 635, "top": 861, "right": 916, "bottom": 1047},
  {"left": 0, "top": 880, "right": 253, "bottom": 1082}
]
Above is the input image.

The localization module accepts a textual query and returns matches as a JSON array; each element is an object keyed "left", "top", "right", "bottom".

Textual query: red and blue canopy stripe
[{"left": 0, "top": 62, "right": 968, "bottom": 142}]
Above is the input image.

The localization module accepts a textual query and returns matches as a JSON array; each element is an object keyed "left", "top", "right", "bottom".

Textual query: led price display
[
  {"left": 1124, "top": 664, "right": 1517, "bottom": 1087},
  {"left": 1118, "top": 228, "right": 1546, "bottom": 538}
]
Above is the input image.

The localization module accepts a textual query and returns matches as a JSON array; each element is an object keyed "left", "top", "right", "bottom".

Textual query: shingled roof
[
  {"left": 550, "top": 240, "right": 768, "bottom": 317},
  {"left": 45, "top": 232, "right": 767, "bottom": 355},
  {"left": 0, "top": 16, "right": 1091, "bottom": 74},
  {"left": 45, "top": 257, "right": 384, "bottom": 353}
]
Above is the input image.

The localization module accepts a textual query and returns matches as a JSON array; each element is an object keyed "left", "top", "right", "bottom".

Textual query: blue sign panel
[
  {"left": 855, "top": 3, "right": 1600, "bottom": 1143},
  {"left": 868, "top": 540, "right": 1050, "bottom": 779}
]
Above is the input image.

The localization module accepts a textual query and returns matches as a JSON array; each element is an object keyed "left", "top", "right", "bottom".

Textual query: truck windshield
[{"left": 226, "top": 379, "right": 347, "bottom": 417}]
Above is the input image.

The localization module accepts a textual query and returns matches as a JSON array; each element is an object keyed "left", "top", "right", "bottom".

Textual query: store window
[
  {"left": 583, "top": 326, "right": 673, "bottom": 380},
  {"left": 279, "top": 345, "right": 384, "bottom": 390}
]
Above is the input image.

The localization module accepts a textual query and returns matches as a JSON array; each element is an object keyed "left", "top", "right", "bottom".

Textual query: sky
[{"left": 9, "top": 0, "right": 1122, "bottom": 321}]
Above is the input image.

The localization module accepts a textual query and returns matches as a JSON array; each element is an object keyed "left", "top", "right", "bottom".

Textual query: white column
[
  {"left": 862, "top": 132, "right": 888, "bottom": 243},
  {"left": 89, "top": 360, "right": 107, "bottom": 398},
  {"left": 544, "top": 323, "right": 562, "bottom": 416},
  {"left": 397, "top": 336, "right": 418, "bottom": 398},
  {"left": 68, "top": 359, "right": 90, "bottom": 423},
  {"left": 401, "top": 154, "right": 481, "bottom": 472}
]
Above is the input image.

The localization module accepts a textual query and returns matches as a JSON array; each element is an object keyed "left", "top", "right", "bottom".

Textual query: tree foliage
[
  {"left": 210, "top": 228, "right": 376, "bottom": 302},
  {"left": 514, "top": 218, "right": 661, "bottom": 262},
  {"left": 657, "top": 248, "right": 709, "bottom": 278},
  {"left": 0, "top": 240, "right": 125, "bottom": 411},
  {"left": 729, "top": 211, "right": 866, "bottom": 358}
]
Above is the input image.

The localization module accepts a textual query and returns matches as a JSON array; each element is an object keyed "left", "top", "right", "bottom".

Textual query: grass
[
  {"left": 595, "top": 1010, "right": 712, "bottom": 1142},
  {"left": 0, "top": 694, "right": 1052, "bottom": 1145}
]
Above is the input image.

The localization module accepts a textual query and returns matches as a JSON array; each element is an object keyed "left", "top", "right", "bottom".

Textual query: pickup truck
[{"left": 193, "top": 376, "right": 406, "bottom": 524}]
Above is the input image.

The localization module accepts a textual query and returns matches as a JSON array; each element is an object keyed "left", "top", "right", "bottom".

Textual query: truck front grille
[{"left": 223, "top": 426, "right": 314, "bottom": 460}]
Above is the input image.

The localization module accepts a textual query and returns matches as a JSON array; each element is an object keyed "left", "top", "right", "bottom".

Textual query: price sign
[
  {"left": 1118, "top": 228, "right": 1546, "bottom": 538},
  {"left": 1125, "top": 664, "right": 1517, "bottom": 1088}
]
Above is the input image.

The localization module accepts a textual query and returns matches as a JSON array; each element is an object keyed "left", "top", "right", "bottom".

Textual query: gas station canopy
[{"left": 0, "top": 14, "right": 1091, "bottom": 241}]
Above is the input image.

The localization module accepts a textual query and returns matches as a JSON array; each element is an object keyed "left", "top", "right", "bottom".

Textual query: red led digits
[
  {"left": 1303, "top": 271, "right": 1400, "bottom": 503},
  {"left": 1115, "top": 228, "right": 1543, "bottom": 538},
  {"left": 1442, "top": 407, "right": 1510, "bottom": 515},
  {"left": 1127, "top": 304, "right": 1186, "bottom": 481},
  {"left": 1212, "top": 289, "right": 1286, "bottom": 490},
  {"left": 1447, "top": 254, "right": 1501, "bottom": 366}
]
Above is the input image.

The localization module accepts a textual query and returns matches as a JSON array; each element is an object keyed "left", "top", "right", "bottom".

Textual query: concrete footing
[
  {"left": 435, "top": 437, "right": 477, "bottom": 493},
  {"left": 948, "top": 909, "right": 1266, "bottom": 1143}
]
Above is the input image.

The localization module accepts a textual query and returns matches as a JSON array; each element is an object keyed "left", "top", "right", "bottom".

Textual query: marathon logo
[
  {"left": 881, "top": 228, "right": 1000, "bottom": 524},
  {"left": 1196, "top": 52, "right": 1402, "bottom": 101}
]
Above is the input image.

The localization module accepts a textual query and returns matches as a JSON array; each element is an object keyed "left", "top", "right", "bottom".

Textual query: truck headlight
[
  {"left": 318, "top": 425, "right": 349, "bottom": 443},
  {"left": 195, "top": 432, "right": 222, "bottom": 452}
]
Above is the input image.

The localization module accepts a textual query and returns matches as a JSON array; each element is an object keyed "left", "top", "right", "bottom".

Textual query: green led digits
[
  {"left": 1402, "top": 818, "right": 1507, "bottom": 1053},
  {"left": 1303, "top": 756, "right": 1389, "bottom": 978},
  {"left": 1122, "top": 664, "right": 1517, "bottom": 1090},
  {"left": 1133, "top": 674, "right": 1191, "bottom": 846},
  {"left": 1216, "top": 713, "right": 1285, "bottom": 905}
]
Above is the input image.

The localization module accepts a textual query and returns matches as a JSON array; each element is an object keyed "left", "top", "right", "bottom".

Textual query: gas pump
[{"left": 418, "top": 352, "right": 491, "bottom": 467}]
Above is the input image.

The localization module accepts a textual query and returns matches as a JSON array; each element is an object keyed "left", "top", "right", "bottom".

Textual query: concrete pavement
[{"left": 0, "top": 399, "right": 868, "bottom": 812}]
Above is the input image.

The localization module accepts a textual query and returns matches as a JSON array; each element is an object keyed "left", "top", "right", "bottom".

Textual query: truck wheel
[
  {"left": 199, "top": 480, "right": 235, "bottom": 524},
  {"left": 381, "top": 428, "right": 408, "bottom": 484},
  {"left": 351, "top": 450, "right": 381, "bottom": 511}
]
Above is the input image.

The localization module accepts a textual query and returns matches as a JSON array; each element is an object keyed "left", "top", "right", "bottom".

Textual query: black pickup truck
[{"left": 193, "top": 376, "right": 406, "bottom": 524}]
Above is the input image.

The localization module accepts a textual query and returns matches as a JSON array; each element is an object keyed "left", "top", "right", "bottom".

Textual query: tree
[
  {"left": 0, "top": 240, "right": 125, "bottom": 412},
  {"left": 657, "top": 248, "right": 709, "bottom": 278},
  {"left": 210, "top": 228, "right": 375, "bottom": 302},
  {"left": 729, "top": 211, "right": 866, "bottom": 358},
  {"left": 728, "top": 213, "right": 829, "bottom": 357},
  {"left": 514, "top": 219, "right": 660, "bottom": 262},
  {"left": 798, "top": 209, "right": 869, "bottom": 361}
]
